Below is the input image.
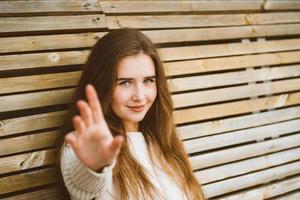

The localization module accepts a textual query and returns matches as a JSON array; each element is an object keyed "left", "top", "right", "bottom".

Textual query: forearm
[{"left": 60, "top": 143, "right": 115, "bottom": 200}]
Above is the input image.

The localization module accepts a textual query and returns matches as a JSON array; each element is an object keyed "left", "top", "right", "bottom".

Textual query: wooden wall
[{"left": 0, "top": 1, "right": 300, "bottom": 199}]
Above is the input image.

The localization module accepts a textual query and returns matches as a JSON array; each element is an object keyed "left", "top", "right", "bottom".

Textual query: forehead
[{"left": 117, "top": 52, "right": 155, "bottom": 77}]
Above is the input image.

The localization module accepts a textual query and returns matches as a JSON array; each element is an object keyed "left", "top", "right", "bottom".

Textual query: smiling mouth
[{"left": 127, "top": 105, "right": 145, "bottom": 112}]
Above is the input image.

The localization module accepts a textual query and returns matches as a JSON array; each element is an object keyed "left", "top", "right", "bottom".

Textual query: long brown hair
[{"left": 55, "top": 28, "right": 206, "bottom": 200}]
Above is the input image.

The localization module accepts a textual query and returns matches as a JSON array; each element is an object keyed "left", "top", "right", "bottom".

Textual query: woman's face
[{"left": 111, "top": 52, "right": 157, "bottom": 132}]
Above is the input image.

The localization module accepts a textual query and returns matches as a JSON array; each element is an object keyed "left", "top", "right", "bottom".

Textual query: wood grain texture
[
  {"left": 0, "top": 131, "right": 59, "bottom": 156},
  {"left": 2, "top": 39, "right": 299, "bottom": 71},
  {"left": 190, "top": 134, "right": 300, "bottom": 170},
  {"left": 0, "top": 149, "right": 56, "bottom": 174},
  {"left": 202, "top": 161, "right": 300, "bottom": 198},
  {"left": 0, "top": 111, "right": 66, "bottom": 137},
  {"left": 0, "top": 15, "right": 107, "bottom": 33},
  {"left": 215, "top": 175, "right": 300, "bottom": 200},
  {"left": 2, "top": 24, "right": 300, "bottom": 53},
  {"left": 196, "top": 148, "right": 300, "bottom": 184},
  {"left": 100, "top": 1, "right": 262, "bottom": 13},
  {"left": 107, "top": 12, "right": 300, "bottom": 29},
  {"left": 178, "top": 106, "right": 300, "bottom": 140},
  {"left": 174, "top": 92, "right": 300, "bottom": 124},
  {"left": 264, "top": 0, "right": 300, "bottom": 10},
  {"left": 0, "top": 0, "right": 101, "bottom": 14},
  {"left": 1, "top": 186, "right": 63, "bottom": 200},
  {"left": 184, "top": 119, "right": 300, "bottom": 154},
  {"left": 0, "top": 167, "right": 58, "bottom": 195}
]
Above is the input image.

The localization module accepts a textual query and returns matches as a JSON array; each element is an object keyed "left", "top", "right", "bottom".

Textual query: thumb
[{"left": 65, "top": 133, "right": 78, "bottom": 150}]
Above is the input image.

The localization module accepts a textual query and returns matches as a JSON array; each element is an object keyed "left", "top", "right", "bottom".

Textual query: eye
[
  {"left": 144, "top": 78, "right": 155, "bottom": 84},
  {"left": 119, "top": 80, "right": 131, "bottom": 86}
]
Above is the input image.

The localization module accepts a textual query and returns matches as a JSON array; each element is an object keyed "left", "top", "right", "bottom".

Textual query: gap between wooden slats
[
  {"left": 202, "top": 160, "right": 300, "bottom": 198},
  {"left": 1, "top": 186, "right": 63, "bottom": 200},
  {"left": 184, "top": 119, "right": 300, "bottom": 154},
  {"left": 174, "top": 92, "right": 300, "bottom": 124},
  {"left": 179, "top": 106, "right": 300, "bottom": 140},
  {"left": 196, "top": 147, "right": 300, "bottom": 184},
  {"left": 190, "top": 134, "right": 300, "bottom": 170},
  {"left": 214, "top": 175, "right": 300, "bottom": 200}
]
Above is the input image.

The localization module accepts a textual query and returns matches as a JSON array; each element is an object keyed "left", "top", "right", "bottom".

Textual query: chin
[{"left": 126, "top": 113, "right": 146, "bottom": 122}]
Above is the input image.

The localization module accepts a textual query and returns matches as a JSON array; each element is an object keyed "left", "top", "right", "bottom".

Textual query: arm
[
  {"left": 60, "top": 143, "right": 116, "bottom": 200},
  {"left": 60, "top": 84, "right": 123, "bottom": 200}
]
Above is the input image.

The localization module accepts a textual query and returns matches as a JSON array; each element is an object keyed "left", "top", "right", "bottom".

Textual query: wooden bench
[{"left": 0, "top": 0, "right": 300, "bottom": 199}]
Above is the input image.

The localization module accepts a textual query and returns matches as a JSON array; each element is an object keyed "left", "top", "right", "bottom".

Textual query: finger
[
  {"left": 65, "top": 133, "right": 78, "bottom": 150},
  {"left": 86, "top": 84, "right": 103, "bottom": 123},
  {"left": 72, "top": 115, "right": 86, "bottom": 135},
  {"left": 77, "top": 100, "right": 94, "bottom": 126},
  {"left": 109, "top": 135, "right": 124, "bottom": 156}
]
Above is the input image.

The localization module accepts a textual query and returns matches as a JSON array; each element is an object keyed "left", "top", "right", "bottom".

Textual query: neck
[{"left": 123, "top": 121, "right": 139, "bottom": 132}]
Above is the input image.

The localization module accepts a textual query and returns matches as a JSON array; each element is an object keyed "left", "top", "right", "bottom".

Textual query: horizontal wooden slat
[
  {"left": 165, "top": 51, "right": 300, "bottom": 76},
  {"left": 264, "top": 0, "right": 300, "bottom": 10},
  {"left": 147, "top": 23, "right": 300, "bottom": 43},
  {"left": 215, "top": 175, "right": 300, "bottom": 200},
  {"left": 202, "top": 161, "right": 300, "bottom": 198},
  {"left": 1, "top": 186, "right": 63, "bottom": 200},
  {"left": 197, "top": 148, "right": 300, "bottom": 184},
  {"left": 0, "top": 32, "right": 106, "bottom": 54},
  {"left": 0, "top": 88, "right": 72, "bottom": 112},
  {"left": 2, "top": 38, "right": 300, "bottom": 71},
  {"left": 0, "top": 131, "right": 59, "bottom": 156},
  {"left": 0, "top": 0, "right": 101, "bottom": 14},
  {"left": 173, "top": 78, "right": 300, "bottom": 108},
  {"left": 0, "top": 15, "right": 107, "bottom": 33},
  {"left": 174, "top": 92, "right": 300, "bottom": 124},
  {"left": 107, "top": 12, "right": 300, "bottom": 29},
  {"left": 0, "top": 111, "right": 66, "bottom": 137},
  {"left": 159, "top": 38, "right": 300, "bottom": 61},
  {"left": 184, "top": 119, "right": 300, "bottom": 154},
  {"left": 0, "top": 149, "right": 56, "bottom": 174},
  {"left": 0, "top": 71, "right": 80, "bottom": 94},
  {"left": 169, "top": 64, "right": 300, "bottom": 92},
  {"left": 0, "top": 167, "right": 58, "bottom": 195},
  {"left": 2, "top": 24, "right": 300, "bottom": 54},
  {"left": 179, "top": 106, "right": 300, "bottom": 140},
  {"left": 100, "top": 1, "right": 262, "bottom": 13},
  {"left": 190, "top": 134, "right": 300, "bottom": 170},
  {"left": 0, "top": 51, "right": 88, "bottom": 71}
]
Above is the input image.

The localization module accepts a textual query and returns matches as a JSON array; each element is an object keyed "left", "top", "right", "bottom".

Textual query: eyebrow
[{"left": 117, "top": 76, "right": 156, "bottom": 81}]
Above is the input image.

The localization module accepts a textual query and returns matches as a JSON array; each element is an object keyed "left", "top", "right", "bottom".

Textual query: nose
[{"left": 132, "top": 84, "right": 146, "bottom": 101}]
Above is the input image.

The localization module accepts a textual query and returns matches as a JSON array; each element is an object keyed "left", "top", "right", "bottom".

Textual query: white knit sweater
[{"left": 60, "top": 132, "right": 189, "bottom": 200}]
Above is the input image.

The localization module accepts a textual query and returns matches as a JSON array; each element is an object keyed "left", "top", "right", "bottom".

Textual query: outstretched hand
[{"left": 65, "top": 84, "right": 124, "bottom": 172}]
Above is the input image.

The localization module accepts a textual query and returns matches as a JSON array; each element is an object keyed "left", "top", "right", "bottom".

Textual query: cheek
[
  {"left": 112, "top": 89, "right": 129, "bottom": 108},
  {"left": 147, "top": 86, "right": 157, "bottom": 102}
]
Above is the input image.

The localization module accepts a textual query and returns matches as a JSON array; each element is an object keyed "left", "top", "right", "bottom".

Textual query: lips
[{"left": 127, "top": 105, "right": 145, "bottom": 112}]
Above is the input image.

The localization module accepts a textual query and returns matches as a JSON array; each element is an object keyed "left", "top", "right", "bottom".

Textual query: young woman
[{"left": 56, "top": 28, "right": 206, "bottom": 200}]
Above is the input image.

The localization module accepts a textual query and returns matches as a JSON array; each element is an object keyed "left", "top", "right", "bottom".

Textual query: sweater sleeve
[{"left": 60, "top": 143, "right": 116, "bottom": 200}]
